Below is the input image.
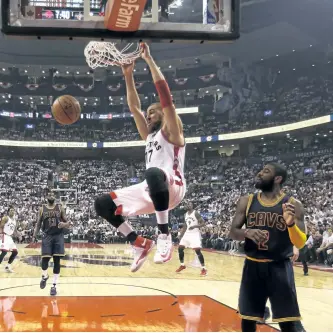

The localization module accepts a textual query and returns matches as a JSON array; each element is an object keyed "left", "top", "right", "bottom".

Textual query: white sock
[
  {"left": 181, "top": 263, "right": 185, "bottom": 266},
  {"left": 53, "top": 274, "right": 59, "bottom": 285},
  {"left": 155, "top": 210, "right": 169, "bottom": 226},
  {"left": 42, "top": 270, "right": 48, "bottom": 278},
  {"left": 117, "top": 221, "right": 134, "bottom": 237},
  {"left": 5, "top": 263, "right": 10, "bottom": 268}
]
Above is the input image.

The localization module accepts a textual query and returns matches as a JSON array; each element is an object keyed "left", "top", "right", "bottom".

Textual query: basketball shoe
[
  {"left": 130, "top": 236, "right": 155, "bottom": 273},
  {"left": 5, "top": 265, "right": 14, "bottom": 273},
  {"left": 175, "top": 265, "right": 186, "bottom": 273},
  {"left": 200, "top": 268, "right": 207, "bottom": 276},
  {"left": 154, "top": 234, "right": 173, "bottom": 264}
]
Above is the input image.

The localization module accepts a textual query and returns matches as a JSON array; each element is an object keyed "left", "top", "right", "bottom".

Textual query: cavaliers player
[
  {"left": 176, "top": 202, "right": 207, "bottom": 276},
  {"left": 229, "top": 163, "right": 306, "bottom": 332},
  {"left": 33, "top": 191, "right": 70, "bottom": 296},
  {"left": 95, "top": 43, "right": 186, "bottom": 272},
  {"left": 0, "top": 207, "right": 20, "bottom": 273}
]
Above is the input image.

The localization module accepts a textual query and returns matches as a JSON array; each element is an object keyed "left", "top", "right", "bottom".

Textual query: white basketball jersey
[
  {"left": 145, "top": 129, "right": 185, "bottom": 180},
  {"left": 185, "top": 210, "right": 200, "bottom": 234},
  {"left": 3, "top": 216, "right": 16, "bottom": 236}
]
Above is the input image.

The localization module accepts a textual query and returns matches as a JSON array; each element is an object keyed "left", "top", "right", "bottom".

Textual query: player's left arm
[
  {"left": 189, "top": 212, "right": 205, "bottom": 230},
  {"left": 0, "top": 216, "right": 8, "bottom": 230},
  {"left": 58, "top": 208, "right": 71, "bottom": 229},
  {"left": 283, "top": 199, "right": 307, "bottom": 249},
  {"left": 141, "top": 43, "right": 184, "bottom": 147}
]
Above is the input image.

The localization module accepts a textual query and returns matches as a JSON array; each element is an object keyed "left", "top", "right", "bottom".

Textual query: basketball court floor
[{"left": 0, "top": 243, "right": 332, "bottom": 332}]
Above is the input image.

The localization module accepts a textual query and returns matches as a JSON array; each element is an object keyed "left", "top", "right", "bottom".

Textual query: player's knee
[
  {"left": 95, "top": 194, "right": 116, "bottom": 218},
  {"left": 41, "top": 257, "right": 51, "bottom": 270},
  {"left": 0, "top": 251, "right": 7, "bottom": 259},
  {"left": 145, "top": 167, "right": 167, "bottom": 193},
  {"left": 53, "top": 256, "right": 61, "bottom": 274},
  {"left": 94, "top": 193, "right": 124, "bottom": 227},
  {"left": 11, "top": 250, "right": 18, "bottom": 257}
]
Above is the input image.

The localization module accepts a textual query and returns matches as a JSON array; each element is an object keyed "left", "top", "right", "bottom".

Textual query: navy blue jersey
[
  {"left": 41, "top": 204, "right": 62, "bottom": 235},
  {"left": 244, "top": 193, "right": 293, "bottom": 261}
]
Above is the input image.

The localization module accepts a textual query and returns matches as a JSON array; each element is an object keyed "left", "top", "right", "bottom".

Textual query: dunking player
[
  {"left": 229, "top": 163, "right": 307, "bottom": 332},
  {"left": 95, "top": 43, "right": 186, "bottom": 272},
  {"left": 33, "top": 191, "right": 70, "bottom": 296},
  {"left": 0, "top": 207, "right": 20, "bottom": 273},
  {"left": 176, "top": 202, "right": 207, "bottom": 276}
]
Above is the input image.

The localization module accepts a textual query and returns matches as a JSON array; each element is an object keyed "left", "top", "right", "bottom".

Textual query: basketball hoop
[{"left": 84, "top": 42, "right": 142, "bottom": 69}]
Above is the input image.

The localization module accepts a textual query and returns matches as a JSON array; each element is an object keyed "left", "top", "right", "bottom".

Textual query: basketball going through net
[{"left": 84, "top": 42, "right": 142, "bottom": 69}]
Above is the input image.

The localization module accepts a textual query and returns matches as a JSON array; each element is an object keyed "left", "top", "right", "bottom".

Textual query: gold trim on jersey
[
  {"left": 257, "top": 192, "right": 286, "bottom": 207},
  {"left": 246, "top": 194, "right": 254, "bottom": 217},
  {"left": 41, "top": 255, "right": 52, "bottom": 258},
  {"left": 273, "top": 316, "right": 302, "bottom": 323},
  {"left": 53, "top": 254, "right": 65, "bottom": 256},
  {"left": 246, "top": 256, "right": 273, "bottom": 263}
]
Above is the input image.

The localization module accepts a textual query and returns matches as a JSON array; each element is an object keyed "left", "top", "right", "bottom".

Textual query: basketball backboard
[{"left": 1, "top": 0, "right": 240, "bottom": 43}]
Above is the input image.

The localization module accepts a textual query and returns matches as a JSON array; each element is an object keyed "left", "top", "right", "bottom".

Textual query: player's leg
[
  {"left": 144, "top": 167, "right": 174, "bottom": 264},
  {"left": 5, "top": 250, "right": 18, "bottom": 273},
  {"left": 238, "top": 260, "right": 268, "bottom": 332},
  {"left": 0, "top": 251, "right": 7, "bottom": 268},
  {"left": 2, "top": 236, "right": 17, "bottom": 273},
  {"left": 50, "top": 256, "right": 61, "bottom": 296},
  {"left": 268, "top": 260, "right": 302, "bottom": 331},
  {"left": 194, "top": 249, "right": 207, "bottom": 276},
  {"left": 175, "top": 245, "right": 186, "bottom": 273},
  {"left": 40, "top": 234, "right": 52, "bottom": 289},
  {"left": 50, "top": 234, "right": 65, "bottom": 296},
  {"left": 95, "top": 183, "right": 155, "bottom": 272}
]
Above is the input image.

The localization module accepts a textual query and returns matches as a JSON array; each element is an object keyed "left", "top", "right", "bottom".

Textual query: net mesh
[{"left": 84, "top": 42, "right": 142, "bottom": 69}]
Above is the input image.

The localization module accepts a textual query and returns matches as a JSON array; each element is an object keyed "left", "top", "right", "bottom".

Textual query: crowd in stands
[
  {"left": 0, "top": 76, "right": 332, "bottom": 142},
  {"left": 1, "top": 142, "right": 333, "bottom": 267}
]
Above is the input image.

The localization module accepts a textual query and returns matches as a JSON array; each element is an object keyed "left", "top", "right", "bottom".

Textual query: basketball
[{"left": 52, "top": 95, "right": 81, "bottom": 125}]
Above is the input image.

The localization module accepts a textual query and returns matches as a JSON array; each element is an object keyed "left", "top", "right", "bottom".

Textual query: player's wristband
[
  {"left": 155, "top": 80, "right": 173, "bottom": 109},
  {"left": 287, "top": 222, "right": 296, "bottom": 228}
]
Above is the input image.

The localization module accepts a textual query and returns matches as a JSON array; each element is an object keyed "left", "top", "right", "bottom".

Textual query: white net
[{"left": 84, "top": 42, "right": 142, "bottom": 69}]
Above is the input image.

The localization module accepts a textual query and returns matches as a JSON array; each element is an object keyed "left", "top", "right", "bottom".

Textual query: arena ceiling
[{"left": 0, "top": 0, "right": 332, "bottom": 66}]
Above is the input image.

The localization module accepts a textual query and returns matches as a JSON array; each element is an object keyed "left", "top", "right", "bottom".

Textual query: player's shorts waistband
[{"left": 246, "top": 256, "right": 273, "bottom": 263}]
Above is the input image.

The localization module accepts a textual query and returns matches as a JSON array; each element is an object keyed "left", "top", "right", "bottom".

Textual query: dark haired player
[
  {"left": 95, "top": 43, "right": 186, "bottom": 273},
  {"left": 33, "top": 191, "right": 70, "bottom": 296},
  {"left": 229, "top": 163, "right": 307, "bottom": 332},
  {"left": 0, "top": 207, "right": 20, "bottom": 273},
  {"left": 176, "top": 202, "right": 207, "bottom": 276}
]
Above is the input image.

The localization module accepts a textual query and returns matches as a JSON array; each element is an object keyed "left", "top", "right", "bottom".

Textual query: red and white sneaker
[
  {"left": 175, "top": 265, "right": 186, "bottom": 273},
  {"left": 130, "top": 236, "right": 155, "bottom": 273},
  {"left": 154, "top": 234, "right": 173, "bottom": 264},
  {"left": 200, "top": 268, "right": 207, "bottom": 276}
]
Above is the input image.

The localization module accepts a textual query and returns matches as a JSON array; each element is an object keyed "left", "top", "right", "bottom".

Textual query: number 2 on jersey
[
  {"left": 258, "top": 230, "right": 269, "bottom": 250},
  {"left": 145, "top": 149, "right": 153, "bottom": 164}
]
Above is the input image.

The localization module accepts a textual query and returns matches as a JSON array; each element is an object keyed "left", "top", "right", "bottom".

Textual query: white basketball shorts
[
  {"left": 179, "top": 232, "right": 202, "bottom": 249},
  {"left": 0, "top": 234, "right": 17, "bottom": 252},
  {"left": 111, "top": 168, "right": 186, "bottom": 216}
]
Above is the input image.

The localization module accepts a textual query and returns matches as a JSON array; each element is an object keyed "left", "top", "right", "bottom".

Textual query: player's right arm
[
  {"left": 33, "top": 207, "right": 43, "bottom": 239},
  {"left": 229, "top": 196, "right": 267, "bottom": 244},
  {"left": 122, "top": 63, "right": 149, "bottom": 140},
  {"left": 179, "top": 223, "right": 187, "bottom": 240}
]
